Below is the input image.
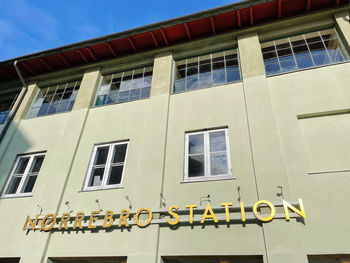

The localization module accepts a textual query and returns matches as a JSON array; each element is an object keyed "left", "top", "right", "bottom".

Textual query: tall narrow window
[
  {"left": 84, "top": 141, "right": 129, "bottom": 190},
  {"left": 174, "top": 49, "right": 241, "bottom": 93},
  {"left": 2, "top": 153, "right": 45, "bottom": 197},
  {"left": 261, "top": 28, "right": 349, "bottom": 76},
  {"left": 95, "top": 66, "right": 153, "bottom": 106},
  {"left": 27, "top": 80, "right": 81, "bottom": 118},
  {"left": 184, "top": 129, "right": 232, "bottom": 182}
]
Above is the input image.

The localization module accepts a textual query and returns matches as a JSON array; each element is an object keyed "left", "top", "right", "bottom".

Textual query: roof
[{"left": 0, "top": 0, "right": 348, "bottom": 83}]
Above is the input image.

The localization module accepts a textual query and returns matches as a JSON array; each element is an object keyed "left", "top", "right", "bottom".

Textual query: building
[{"left": 0, "top": 0, "right": 350, "bottom": 262}]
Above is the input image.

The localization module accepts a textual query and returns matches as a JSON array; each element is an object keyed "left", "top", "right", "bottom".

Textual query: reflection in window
[
  {"left": 84, "top": 141, "right": 128, "bottom": 190},
  {"left": 261, "top": 28, "right": 349, "bottom": 76},
  {"left": 184, "top": 128, "right": 232, "bottom": 182},
  {"left": 174, "top": 50, "right": 241, "bottom": 93},
  {"left": 95, "top": 66, "right": 153, "bottom": 106},
  {"left": 27, "top": 80, "right": 80, "bottom": 118}
]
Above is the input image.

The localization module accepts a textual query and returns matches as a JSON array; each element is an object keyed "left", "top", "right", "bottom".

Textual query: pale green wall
[{"left": 0, "top": 7, "right": 349, "bottom": 263}]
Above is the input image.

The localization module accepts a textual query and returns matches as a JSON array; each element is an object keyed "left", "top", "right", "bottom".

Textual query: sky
[{"left": 0, "top": 0, "right": 240, "bottom": 62}]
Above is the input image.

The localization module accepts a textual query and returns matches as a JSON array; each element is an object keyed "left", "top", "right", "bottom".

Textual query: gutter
[{"left": 0, "top": 61, "right": 28, "bottom": 145}]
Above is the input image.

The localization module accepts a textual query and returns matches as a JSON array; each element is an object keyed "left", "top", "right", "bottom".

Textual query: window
[
  {"left": 0, "top": 91, "right": 19, "bottom": 124},
  {"left": 184, "top": 129, "right": 232, "bottom": 182},
  {"left": 84, "top": 141, "right": 129, "bottom": 190},
  {"left": 95, "top": 66, "right": 152, "bottom": 106},
  {"left": 2, "top": 153, "right": 45, "bottom": 197},
  {"left": 261, "top": 28, "right": 349, "bottom": 76},
  {"left": 174, "top": 49, "right": 241, "bottom": 93},
  {"left": 27, "top": 80, "right": 80, "bottom": 118}
]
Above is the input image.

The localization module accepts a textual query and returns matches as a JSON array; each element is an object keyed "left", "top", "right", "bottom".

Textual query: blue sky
[{"left": 0, "top": 0, "right": 240, "bottom": 62}]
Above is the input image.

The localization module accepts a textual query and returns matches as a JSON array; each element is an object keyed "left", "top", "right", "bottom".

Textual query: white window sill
[
  {"left": 181, "top": 175, "right": 235, "bottom": 184},
  {"left": 0, "top": 193, "right": 33, "bottom": 199},
  {"left": 79, "top": 185, "right": 124, "bottom": 193}
]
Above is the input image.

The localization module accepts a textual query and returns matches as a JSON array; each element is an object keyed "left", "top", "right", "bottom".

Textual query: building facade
[{"left": 0, "top": 0, "right": 350, "bottom": 263}]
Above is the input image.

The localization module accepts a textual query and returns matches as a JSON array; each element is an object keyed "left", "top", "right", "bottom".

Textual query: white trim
[
  {"left": 83, "top": 141, "right": 129, "bottom": 191},
  {"left": 184, "top": 128, "right": 233, "bottom": 182},
  {"left": 1, "top": 152, "right": 45, "bottom": 198}
]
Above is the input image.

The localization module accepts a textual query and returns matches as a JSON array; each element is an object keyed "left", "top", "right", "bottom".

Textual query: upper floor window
[
  {"left": 261, "top": 28, "right": 349, "bottom": 76},
  {"left": 0, "top": 91, "right": 19, "bottom": 124},
  {"left": 2, "top": 153, "right": 45, "bottom": 198},
  {"left": 95, "top": 66, "right": 153, "bottom": 106},
  {"left": 184, "top": 128, "right": 232, "bottom": 182},
  {"left": 27, "top": 80, "right": 80, "bottom": 118},
  {"left": 83, "top": 141, "right": 129, "bottom": 191},
  {"left": 173, "top": 49, "right": 241, "bottom": 93}
]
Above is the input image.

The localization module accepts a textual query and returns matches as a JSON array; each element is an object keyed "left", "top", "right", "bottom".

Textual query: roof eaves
[{"left": 0, "top": 0, "right": 272, "bottom": 67}]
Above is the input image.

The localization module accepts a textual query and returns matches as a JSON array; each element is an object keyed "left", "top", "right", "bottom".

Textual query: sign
[{"left": 23, "top": 199, "right": 306, "bottom": 232}]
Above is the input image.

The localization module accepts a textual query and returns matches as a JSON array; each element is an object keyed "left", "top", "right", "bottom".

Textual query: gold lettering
[
  {"left": 88, "top": 211, "right": 100, "bottom": 229},
  {"left": 168, "top": 205, "right": 180, "bottom": 226},
  {"left": 118, "top": 209, "right": 130, "bottom": 227},
  {"left": 186, "top": 204, "right": 197, "bottom": 224},
  {"left": 40, "top": 213, "right": 57, "bottom": 231},
  {"left": 103, "top": 210, "right": 114, "bottom": 228},
  {"left": 59, "top": 213, "right": 71, "bottom": 230},
  {"left": 134, "top": 208, "right": 152, "bottom": 227},
  {"left": 22, "top": 215, "right": 40, "bottom": 231},
  {"left": 220, "top": 202, "right": 232, "bottom": 223},
  {"left": 283, "top": 198, "right": 306, "bottom": 221},
  {"left": 253, "top": 200, "right": 275, "bottom": 222},
  {"left": 201, "top": 203, "right": 218, "bottom": 223},
  {"left": 73, "top": 212, "right": 85, "bottom": 229},
  {"left": 240, "top": 201, "right": 246, "bottom": 222}
]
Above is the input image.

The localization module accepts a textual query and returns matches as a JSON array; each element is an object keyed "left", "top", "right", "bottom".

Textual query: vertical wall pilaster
[
  {"left": 13, "top": 84, "right": 39, "bottom": 121},
  {"left": 335, "top": 11, "right": 350, "bottom": 50},
  {"left": 72, "top": 68, "right": 101, "bottom": 110},
  {"left": 151, "top": 52, "right": 174, "bottom": 96},
  {"left": 238, "top": 32, "right": 308, "bottom": 263}
]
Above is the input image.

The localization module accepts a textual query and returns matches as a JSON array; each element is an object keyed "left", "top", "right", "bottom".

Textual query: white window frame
[
  {"left": 83, "top": 141, "right": 129, "bottom": 191},
  {"left": 184, "top": 128, "right": 233, "bottom": 182},
  {"left": 1, "top": 152, "right": 45, "bottom": 198}
]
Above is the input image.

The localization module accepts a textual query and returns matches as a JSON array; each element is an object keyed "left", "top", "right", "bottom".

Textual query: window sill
[
  {"left": 266, "top": 60, "right": 350, "bottom": 78},
  {"left": 79, "top": 186, "right": 124, "bottom": 193},
  {"left": 0, "top": 193, "right": 33, "bottom": 199},
  {"left": 308, "top": 169, "right": 350, "bottom": 175},
  {"left": 181, "top": 176, "right": 235, "bottom": 184}
]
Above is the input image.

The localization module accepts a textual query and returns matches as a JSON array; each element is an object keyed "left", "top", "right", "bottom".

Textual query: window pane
[
  {"left": 108, "top": 165, "right": 123, "bottom": 185},
  {"left": 295, "top": 54, "right": 314, "bottom": 69},
  {"left": 140, "top": 87, "right": 151, "bottom": 98},
  {"left": 5, "top": 176, "right": 22, "bottom": 194},
  {"left": 94, "top": 147, "right": 109, "bottom": 165},
  {"left": 15, "top": 157, "right": 30, "bottom": 174},
  {"left": 188, "top": 134, "right": 204, "bottom": 154},
  {"left": 21, "top": 175, "right": 37, "bottom": 193},
  {"left": 188, "top": 155, "right": 205, "bottom": 177},
  {"left": 30, "top": 156, "right": 44, "bottom": 173},
  {"left": 88, "top": 167, "right": 104, "bottom": 187},
  {"left": 112, "top": 144, "right": 127, "bottom": 163},
  {"left": 210, "top": 153, "right": 228, "bottom": 175},
  {"left": 210, "top": 131, "right": 226, "bottom": 152}
]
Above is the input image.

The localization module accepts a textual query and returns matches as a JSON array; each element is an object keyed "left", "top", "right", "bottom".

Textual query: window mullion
[
  {"left": 273, "top": 41, "right": 283, "bottom": 73},
  {"left": 185, "top": 59, "right": 188, "bottom": 92},
  {"left": 205, "top": 132, "right": 211, "bottom": 177},
  {"left": 102, "top": 145, "right": 114, "bottom": 187},
  {"left": 318, "top": 31, "right": 333, "bottom": 62},
  {"left": 288, "top": 38, "right": 298, "bottom": 70},
  {"left": 303, "top": 34, "right": 316, "bottom": 66},
  {"left": 17, "top": 156, "right": 34, "bottom": 194}
]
